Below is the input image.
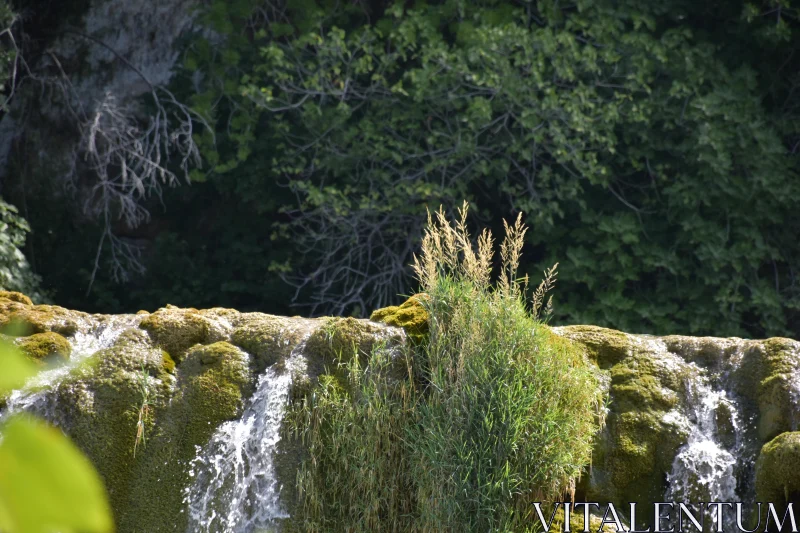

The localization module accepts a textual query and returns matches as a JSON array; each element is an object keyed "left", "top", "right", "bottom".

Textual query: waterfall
[
  {"left": 659, "top": 339, "right": 773, "bottom": 533},
  {"left": 665, "top": 376, "right": 742, "bottom": 531},
  {"left": 183, "top": 338, "right": 308, "bottom": 532},
  {"left": 2, "top": 315, "right": 139, "bottom": 422}
]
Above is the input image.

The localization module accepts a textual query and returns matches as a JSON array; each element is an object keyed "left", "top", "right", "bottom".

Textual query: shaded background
[{"left": 0, "top": 0, "right": 798, "bottom": 339}]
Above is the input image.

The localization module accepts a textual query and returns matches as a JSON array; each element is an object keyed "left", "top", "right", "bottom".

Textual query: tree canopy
[{"left": 2, "top": 0, "right": 799, "bottom": 338}]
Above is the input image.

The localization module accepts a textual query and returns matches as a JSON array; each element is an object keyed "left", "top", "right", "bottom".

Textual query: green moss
[
  {"left": 370, "top": 294, "right": 429, "bottom": 345},
  {"left": 304, "top": 317, "right": 406, "bottom": 388},
  {"left": 609, "top": 365, "right": 679, "bottom": 413},
  {"left": 307, "top": 317, "right": 386, "bottom": 360},
  {"left": 119, "top": 341, "right": 251, "bottom": 533},
  {"left": 0, "top": 303, "right": 81, "bottom": 336},
  {"left": 583, "top": 408, "right": 686, "bottom": 517},
  {"left": 661, "top": 335, "right": 740, "bottom": 368},
  {"left": 732, "top": 337, "right": 800, "bottom": 442},
  {"left": 229, "top": 315, "right": 299, "bottom": 373},
  {"left": 139, "top": 307, "right": 210, "bottom": 360},
  {"left": 16, "top": 331, "right": 72, "bottom": 365},
  {"left": 553, "top": 325, "right": 632, "bottom": 367},
  {"left": 160, "top": 350, "right": 175, "bottom": 375},
  {"left": 52, "top": 330, "right": 252, "bottom": 533},
  {"left": 755, "top": 432, "right": 800, "bottom": 507},
  {"left": 52, "top": 332, "right": 171, "bottom": 530},
  {"left": 554, "top": 326, "right": 690, "bottom": 518},
  {"left": 173, "top": 342, "right": 251, "bottom": 440},
  {"left": 756, "top": 338, "right": 799, "bottom": 442},
  {"left": 0, "top": 291, "right": 33, "bottom": 305}
]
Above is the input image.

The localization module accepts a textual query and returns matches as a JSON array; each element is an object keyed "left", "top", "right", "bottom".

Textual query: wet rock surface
[
  {"left": 553, "top": 325, "right": 800, "bottom": 528},
  {"left": 2, "top": 292, "right": 798, "bottom": 532}
]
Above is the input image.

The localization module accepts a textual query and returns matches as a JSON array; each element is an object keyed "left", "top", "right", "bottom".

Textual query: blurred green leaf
[
  {"left": 0, "top": 341, "right": 36, "bottom": 393},
  {"left": 0, "top": 415, "right": 114, "bottom": 533}
]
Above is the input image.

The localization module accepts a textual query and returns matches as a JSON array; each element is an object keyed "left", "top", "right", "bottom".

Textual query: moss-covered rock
[
  {"left": 554, "top": 327, "right": 800, "bottom": 526},
  {"left": 118, "top": 340, "right": 251, "bottom": 533},
  {"left": 663, "top": 335, "right": 800, "bottom": 444},
  {"left": 304, "top": 316, "right": 407, "bottom": 387},
  {"left": 755, "top": 432, "right": 800, "bottom": 508},
  {"left": 725, "top": 337, "right": 800, "bottom": 442},
  {"left": 164, "top": 341, "right": 251, "bottom": 450},
  {"left": 51, "top": 329, "right": 170, "bottom": 527},
  {"left": 0, "top": 303, "right": 82, "bottom": 336},
  {"left": 229, "top": 314, "right": 308, "bottom": 373},
  {"left": 553, "top": 326, "right": 693, "bottom": 516},
  {"left": 0, "top": 291, "right": 33, "bottom": 305},
  {"left": 49, "top": 328, "right": 252, "bottom": 533},
  {"left": 160, "top": 350, "right": 175, "bottom": 375},
  {"left": 16, "top": 331, "right": 72, "bottom": 365},
  {"left": 370, "top": 294, "right": 429, "bottom": 345},
  {"left": 307, "top": 316, "right": 401, "bottom": 361},
  {"left": 139, "top": 307, "right": 210, "bottom": 360},
  {"left": 753, "top": 338, "right": 800, "bottom": 442},
  {"left": 553, "top": 325, "right": 633, "bottom": 368},
  {"left": 661, "top": 335, "right": 742, "bottom": 370}
]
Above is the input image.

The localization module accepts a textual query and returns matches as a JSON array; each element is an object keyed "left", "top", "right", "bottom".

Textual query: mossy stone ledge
[
  {"left": 552, "top": 326, "right": 696, "bottom": 514},
  {"left": 16, "top": 331, "right": 72, "bottom": 365},
  {"left": 369, "top": 294, "right": 429, "bottom": 345},
  {"left": 0, "top": 292, "right": 82, "bottom": 336},
  {"left": 755, "top": 432, "right": 800, "bottom": 511},
  {"left": 138, "top": 306, "right": 211, "bottom": 361},
  {"left": 0, "top": 291, "right": 33, "bottom": 306},
  {"left": 1, "top": 294, "right": 798, "bottom": 533}
]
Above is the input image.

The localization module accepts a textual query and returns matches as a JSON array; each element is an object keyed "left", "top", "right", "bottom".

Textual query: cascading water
[
  {"left": 657, "top": 338, "right": 779, "bottom": 533},
  {"left": 1, "top": 315, "right": 140, "bottom": 422},
  {"left": 183, "top": 339, "right": 308, "bottom": 533},
  {"left": 665, "top": 376, "right": 742, "bottom": 531}
]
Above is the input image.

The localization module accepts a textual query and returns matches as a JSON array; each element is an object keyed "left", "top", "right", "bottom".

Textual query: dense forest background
[{"left": 0, "top": 0, "right": 798, "bottom": 339}]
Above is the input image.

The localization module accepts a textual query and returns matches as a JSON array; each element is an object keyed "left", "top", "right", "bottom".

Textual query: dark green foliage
[
  {"left": 0, "top": 198, "right": 44, "bottom": 301},
  {"left": 172, "top": 0, "right": 799, "bottom": 337},
  {"left": 3, "top": 0, "right": 800, "bottom": 340}
]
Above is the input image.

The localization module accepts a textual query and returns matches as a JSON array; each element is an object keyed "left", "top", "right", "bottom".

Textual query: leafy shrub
[{"left": 0, "top": 198, "right": 44, "bottom": 301}]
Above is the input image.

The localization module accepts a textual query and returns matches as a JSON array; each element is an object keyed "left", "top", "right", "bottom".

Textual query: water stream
[
  {"left": 660, "top": 340, "right": 768, "bottom": 532},
  {"left": 665, "top": 378, "right": 743, "bottom": 531},
  {"left": 1, "top": 315, "right": 139, "bottom": 422},
  {"left": 183, "top": 339, "right": 308, "bottom": 533}
]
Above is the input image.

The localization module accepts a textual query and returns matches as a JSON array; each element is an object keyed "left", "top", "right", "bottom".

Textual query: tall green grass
[{"left": 284, "top": 204, "right": 606, "bottom": 532}]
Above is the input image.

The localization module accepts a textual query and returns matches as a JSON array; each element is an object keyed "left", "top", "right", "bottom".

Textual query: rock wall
[
  {"left": 553, "top": 326, "right": 800, "bottom": 518},
  {"left": 0, "top": 292, "right": 405, "bottom": 532},
  {"left": 1, "top": 291, "right": 799, "bottom": 532}
]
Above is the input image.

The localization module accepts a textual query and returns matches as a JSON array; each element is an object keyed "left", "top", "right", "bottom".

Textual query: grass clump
[{"left": 285, "top": 203, "right": 606, "bottom": 532}]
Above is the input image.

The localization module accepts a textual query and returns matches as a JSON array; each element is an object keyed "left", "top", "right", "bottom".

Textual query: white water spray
[
  {"left": 663, "top": 352, "right": 754, "bottom": 532},
  {"left": 666, "top": 379, "right": 740, "bottom": 502},
  {"left": 183, "top": 341, "right": 307, "bottom": 532},
  {"left": 2, "top": 316, "right": 139, "bottom": 421}
]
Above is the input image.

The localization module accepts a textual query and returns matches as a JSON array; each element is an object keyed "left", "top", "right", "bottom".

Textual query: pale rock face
[
  {"left": 0, "top": 0, "right": 200, "bottom": 178},
  {"left": 1, "top": 292, "right": 798, "bottom": 532},
  {"left": 78, "top": 0, "right": 197, "bottom": 101}
]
